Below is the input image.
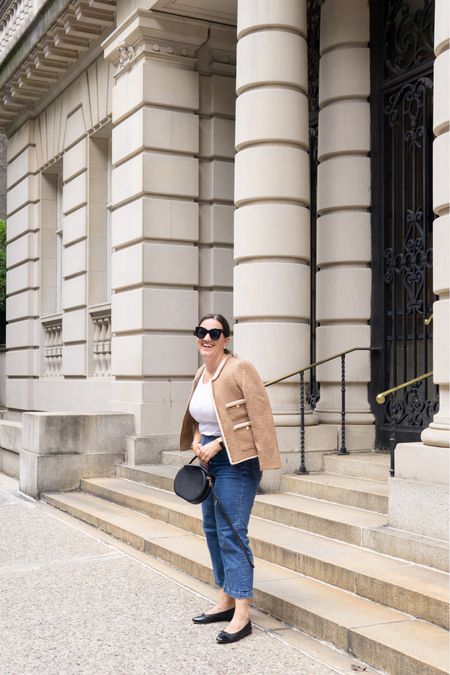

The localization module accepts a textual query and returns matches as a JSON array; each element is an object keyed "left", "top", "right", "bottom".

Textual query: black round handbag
[{"left": 173, "top": 456, "right": 214, "bottom": 504}]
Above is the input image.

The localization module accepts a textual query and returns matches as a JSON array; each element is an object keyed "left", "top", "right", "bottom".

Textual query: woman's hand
[{"left": 196, "top": 439, "right": 221, "bottom": 465}]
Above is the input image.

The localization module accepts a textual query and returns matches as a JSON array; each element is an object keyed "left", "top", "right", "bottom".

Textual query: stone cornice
[
  {"left": 196, "top": 24, "right": 236, "bottom": 76},
  {"left": 0, "top": 0, "right": 49, "bottom": 66},
  {"left": 0, "top": 0, "right": 116, "bottom": 129},
  {"left": 0, "top": 0, "right": 66, "bottom": 88},
  {"left": 101, "top": 9, "right": 208, "bottom": 76},
  {"left": 151, "top": 0, "right": 236, "bottom": 28}
]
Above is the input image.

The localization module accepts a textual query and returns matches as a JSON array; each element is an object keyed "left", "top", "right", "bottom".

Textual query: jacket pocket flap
[
  {"left": 233, "top": 421, "right": 251, "bottom": 430},
  {"left": 226, "top": 398, "right": 246, "bottom": 408}
]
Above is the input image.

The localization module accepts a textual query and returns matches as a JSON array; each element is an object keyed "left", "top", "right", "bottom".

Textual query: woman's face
[{"left": 197, "top": 318, "right": 230, "bottom": 361}]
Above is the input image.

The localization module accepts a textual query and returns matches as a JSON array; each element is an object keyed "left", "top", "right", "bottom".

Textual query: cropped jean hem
[{"left": 222, "top": 585, "right": 253, "bottom": 600}]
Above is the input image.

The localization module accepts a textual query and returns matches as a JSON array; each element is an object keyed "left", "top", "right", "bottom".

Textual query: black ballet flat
[
  {"left": 216, "top": 620, "right": 252, "bottom": 643},
  {"left": 192, "top": 607, "right": 235, "bottom": 624}
]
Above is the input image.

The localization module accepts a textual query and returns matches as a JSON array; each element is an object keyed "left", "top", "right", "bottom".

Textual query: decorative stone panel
[{"left": 42, "top": 316, "right": 63, "bottom": 377}]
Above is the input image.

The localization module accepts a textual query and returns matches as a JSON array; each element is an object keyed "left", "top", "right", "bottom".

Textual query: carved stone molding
[
  {"left": 118, "top": 43, "right": 135, "bottom": 68},
  {"left": 0, "top": 0, "right": 117, "bottom": 129},
  {"left": 196, "top": 24, "right": 236, "bottom": 76},
  {"left": 0, "top": 0, "right": 44, "bottom": 64},
  {"left": 151, "top": 0, "right": 237, "bottom": 27},
  {"left": 101, "top": 9, "right": 209, "bottom": 77}
]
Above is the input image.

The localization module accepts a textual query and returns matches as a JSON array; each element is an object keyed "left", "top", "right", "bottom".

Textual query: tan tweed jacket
[{"left": 179, "top": 355, "right": 281, "bottom": 471}]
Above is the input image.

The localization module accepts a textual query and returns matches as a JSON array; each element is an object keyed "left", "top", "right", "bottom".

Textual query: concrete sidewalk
[{"left": 0, "top": 473, "right": 373, "bottom": 675}]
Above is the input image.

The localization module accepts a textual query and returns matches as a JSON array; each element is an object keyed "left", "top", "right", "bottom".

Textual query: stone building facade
[
  {"left": 0, "top": 0, "right": 448, "bottom": 543},
  {"left": 0, "top": 132, "right": 6, "bottom": 220}
]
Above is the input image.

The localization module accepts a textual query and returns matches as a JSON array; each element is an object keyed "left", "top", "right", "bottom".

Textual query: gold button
[
  {"left": 246, "top": 426, "right": 250, "bottom": 430},
  {"left": 236, "top": 404, "right": 240, "bottom": 408}
]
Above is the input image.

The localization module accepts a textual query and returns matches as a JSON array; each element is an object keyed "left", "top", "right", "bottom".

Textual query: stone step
[
  {"left": 160, "top": 450, "right": 194, "bottom": 467},
  {"left": 323, "top": 452, "right": 390, "bottom": 482},
  {"left": 253, "top": 491, "right": 388, "bottom": 545},
  {"left": 361, "top": 525, "right": 449, "bottom": 574},
  {"left": 42, "top": 489, "right": 449, "bottom": 675},
  {"left": 281, "top": 472, "right": 389, "bottom": 513},
  {"left": 118, "top": 464, "right": 389, "bottom": 546},
  {"left": 118, "top": 464, "right": 177, "bottom": 491},
  {"left": 119, "top": 463, "right": 447, "bottom": 572},
  {"left": 77, "top": 477, "right": 448, "bottom": 629}
]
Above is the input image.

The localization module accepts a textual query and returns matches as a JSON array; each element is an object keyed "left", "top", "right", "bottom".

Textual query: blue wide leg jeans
[{"left": 200, "top": 435, "right": 261, "bottom": 599}]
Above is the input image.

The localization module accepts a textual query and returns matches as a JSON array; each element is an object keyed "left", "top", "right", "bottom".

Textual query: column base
[
  {"left": 276, "top": 422, "right": 375, "bottom": 453},
  {"left": 421, "top": 424, "right": 450, "bottom": 448},
  {"left": 316, "top": 410, "right": 374, "bottom": 424},
  {"left": 273, "top": 411, "right": 319, "bottom": 427}
]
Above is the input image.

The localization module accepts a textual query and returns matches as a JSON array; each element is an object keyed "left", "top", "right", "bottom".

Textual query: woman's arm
[
  {"left": 191, "top": 424, "right": 201, "bottom": 456},
  {"left": 236, "top": 360, "right": 281, "bottom": 470}
]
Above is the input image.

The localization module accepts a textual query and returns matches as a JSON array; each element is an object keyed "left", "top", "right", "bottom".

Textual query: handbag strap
[
  {"left": 189, "top": 454, "right": 254, "bottom": 569},
  {"left": 210, "top": 483, "right": 255, "bottom": 569}
]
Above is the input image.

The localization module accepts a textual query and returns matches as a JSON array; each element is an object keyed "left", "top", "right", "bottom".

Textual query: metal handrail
[
  {"left": 264, "top": 346, "right": 380, "bottom": 388},
  {"left": 375, "top": 370, "right": 434, "bottom": 476},
  {"left": 263, "top": 345, "right": 380, "bottom": 474},
  {"left": 376, "top": 371, "right": 433, "bottom": 404}
]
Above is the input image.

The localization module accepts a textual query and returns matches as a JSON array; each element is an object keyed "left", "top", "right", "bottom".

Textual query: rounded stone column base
[
  {"left": 314, "top": 383, "right": 373, "bottom": 425},
  {"left": 421, "top": 424, "right": 450, "bottom": 448},
  {"left": 316, "top": 411, "right": 375, "bottom": 425},
  {"left": 273, "top": 411, "right": 319, "bottom": 427}
]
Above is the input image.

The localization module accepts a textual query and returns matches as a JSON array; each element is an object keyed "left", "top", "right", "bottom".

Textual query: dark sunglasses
[{"left": 194, "top": 326, "right": 225, "bottom": 340}]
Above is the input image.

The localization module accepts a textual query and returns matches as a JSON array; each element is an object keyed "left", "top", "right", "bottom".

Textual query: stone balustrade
[
  {"left": 91, "top": 307, "right": 111, "bottom": 377},
  {"left": 42, "top": 318, "right": 63, "bottom": 378}
]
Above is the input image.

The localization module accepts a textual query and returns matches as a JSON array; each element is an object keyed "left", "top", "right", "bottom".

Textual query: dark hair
[{"left": 199, "top": 313, "right": 232, "bottom": 353}]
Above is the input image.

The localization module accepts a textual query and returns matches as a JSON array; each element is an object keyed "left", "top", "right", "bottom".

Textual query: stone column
[
  {"left": 422, "top": 0, "right": 450, "bottom": 451},
  {"left": 5, "top": 120, "right": 39, "bottom": 412},
  {"left": 234, "top": 0, "right": 314, "bottom": 453},
  {"left": 315, "top": 0, "right": 374, "bottom": 446},
  {"left": 103, "top": 11, "right": 208, "bottom": 461},
  {"left": 389, "top": 0, "right": 449, "bottom": 541},
  {"left": 197, "top": 26, "right": 236, "bottom": 324}
]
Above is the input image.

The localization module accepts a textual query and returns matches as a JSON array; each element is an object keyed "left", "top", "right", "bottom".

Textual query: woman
[{"left": 179, "top": 313, "right": 281, "bottom": 644}]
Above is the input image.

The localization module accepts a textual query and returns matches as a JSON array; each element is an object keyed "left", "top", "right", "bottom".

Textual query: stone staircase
[{"left": 43, "top": 451, "right": 449, "bottom": 675}]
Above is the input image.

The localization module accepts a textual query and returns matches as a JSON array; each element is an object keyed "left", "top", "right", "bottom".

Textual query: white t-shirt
[{"left": 189, "top": 374, "right": 221, "bottom": 437}]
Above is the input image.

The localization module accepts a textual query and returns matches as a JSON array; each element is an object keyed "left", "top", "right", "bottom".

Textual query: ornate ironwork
[
  {"left": 385, "top": 381, "right": 438, "bottom": 428},
  {"left": 376, "top": 371, "right": 436, "bottom": 473},
  {"left": 263, "top": 347, "right": 379, "bottom": 474},
  {"left": 371, "top": 0, "right": 438, "bottom": 446},
  {"left": 307, "top": 0, "right": 322, "bottom": 118},
  {"left": 337, "top": 355, "right": 348, "bottom": 455},
  {"left": 296, "top": 371, "right": 308, "bottom": 475},
  {"left": 384, "top": 0, "right": 434, "bottom": 77},
  {"left": 307, "top": 0, "right": 322, "bottom": 408}
]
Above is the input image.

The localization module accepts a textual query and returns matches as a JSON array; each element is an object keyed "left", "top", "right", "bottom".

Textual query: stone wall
[
  {"left": 4, "top": 19, "right": 237, "bottom": 454},
  {"left": 5, "top": 56, "right": 116, "bottom": 414},
  {"left": 0, "top": 132, "right": 6, "bottom": 221}
]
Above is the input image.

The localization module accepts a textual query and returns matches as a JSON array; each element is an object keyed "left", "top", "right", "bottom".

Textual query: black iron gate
[
  {"left": 307, "top": 0, "right": 321, "bottom": 408},
  {"left": 370, "top": 0, "right": 439, "bottom": 446}
]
